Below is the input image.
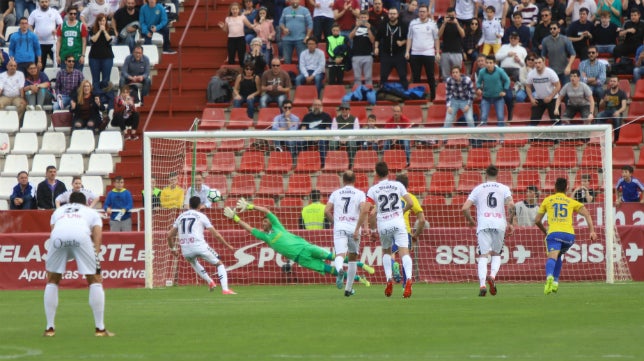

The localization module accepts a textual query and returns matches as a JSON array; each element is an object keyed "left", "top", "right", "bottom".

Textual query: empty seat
[
  {"left": 551, "top": 146, "right": 579, "bottom": 169},
  {"left": 295, "top": 150, "right": 321, "bottom": 173},
  {"left": 408, "top": 149, "right": 435, "bottom": 170},
  {"left": 0, "top": 177, "right": 16, "bottom": 199},
  {"left": 40, "top": 132, "right": 67, "bottom": 154},
  {"left": 612, "top": 146, "right": 635, "bottom": 168},
  {"left": 266, "top": 151, "right": 294, "bottom": 173},
  {"left": 320, "top": 85, "right": 346, "bottom": 106},
  {"left": 184, "top": 153, "right": 208, "bottom": 172},
  {"left": 2, "top": 154, "right": 29, "bottom": 176},
  {"left": 522, "top": 147, "right": 550, "bottom": 168},
  {"left": 142, "top": 44, "right": 159, "bottom": 66},
  {"left": 615, "top": 124, "right": 643, "bottom": 146},
  {"left": 428, "top": 171, "right": 455, "bottom": 194},
  {"left": 579, "top": 146, "right": 603, "bottom": 169},
  {"left": 0, "top": 132, "right": 9, "bottom": 155},
  {"left": 112, "top": 45, "right": 131, "bottom": 67},
  {"left": 369, "top": 106, "right": 394, "bottom": 127},
  {"left": 426, "top": 104, "right": 447, "bottom": 127},
  {"left": 30, "top": 154, "right": 57, "bottom": 176},
  {"left": 0, "top": 110, "right": 20, "bottom": 133},
  {"left": 285, "top": 174, "right": 312, "bottom": 196},
  {"left": 95, "top": 131, "right": 124, "bottom": 153},
  {"left": 250, "top": 197, "right": 276, "bottom": 208},
  {"left": 383, "top": 149, "right": 407, "bottom": 171},
  {"left": 279, "top": 196, "right": 303, "bottom": 207},
  {"left": 315, "top": 173, "right": 340, "bottom": 195},
  {"left": 422, "top": 194, "right": 446, "bottom": 206},
  {"left": 406, "top": 171, "right": 428, "bottom": 194},
  {"left": 352, "top": 150, "right": 379, "bottom": 172},
  {"left": 227, "top": 108, "right": 254, "bottom": 129},
  {"left": 11, "top": 132, "right": 38, "bottom": 155},
  {"left": 238, "top": 151, "right": 265, "bottom": 173},
  {"left": 457, "top": 170, "right": 482, "bottom": 193},
  {"left": 257, "top": 174, "right": 284, "bottom": 196},
  {"left": 465, "top": 148, "right": 491, "bottom": 170},
  {"left": 496, "top": 170, "right": 514, "bottom": 189},
  {"left": 208, "top": 174, "right": 229, "bottom": 198},
  {"left": 21, "top": 110, "right": 48, "bottom": 132},
  {"left": 230, "top": 174, "right": 256, "bottom": 197},
  {"left": 211, "top": 151, "right": 236, "bottom": 173},
  {"left": 516, "top": 170, "right": 541, "bottom": 189},
  {"left": 353, "top": 171, "right": 371, "bottom": 189},
  {"left": 58, "top": 153, "right": 85, "bottom": 176},
  {"left": 322, "top": 150, "right": 349, "bottom": 173},
  {"left": 256, "top": 108, "right": 281, "bottom": 130},
  {"left": 494, "top": 147, "right": 520, "bottom": 169},
  {"left": 218, "top": 138, "right": 246, "bottom": 152},
  {"left": 67, "top": 129, "right": 95, "bottom": 154},
  {"left": 436, "top": 149, "right": 463, "bottom": 170},
  {"left": 543, "top": 170, "right": 571, "bottom": 192},
  {"left": 81, "top": 176, "right": 105, "bottom": 197},
  {"left": 292, "top": 85, "right": 318, "bottom": 107},
  {"left": 201, "top": 108, "right": 226, "bottom": 130},
  {"left": 85, "top": 153, "right": 114, "bottom": 176}
]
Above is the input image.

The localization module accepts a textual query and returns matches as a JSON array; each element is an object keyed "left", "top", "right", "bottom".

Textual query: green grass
[{"left": 1, "top": 282, "right": 644, "bottom": 361}]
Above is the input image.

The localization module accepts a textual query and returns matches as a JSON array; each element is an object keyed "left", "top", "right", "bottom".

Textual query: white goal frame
[{"left": 143, "top": 125, "right": 615, "bottom": 288}]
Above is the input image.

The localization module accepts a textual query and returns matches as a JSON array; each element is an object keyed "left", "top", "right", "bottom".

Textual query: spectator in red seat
[
  {"left": 614, "top": 8, "right": 644, "bottom": 59},
  {"left": 233, "top": 62, "right": 261, "bottom": 119},
  {"left": 259, "top": 58, "right": 291, "bottom": 108}
]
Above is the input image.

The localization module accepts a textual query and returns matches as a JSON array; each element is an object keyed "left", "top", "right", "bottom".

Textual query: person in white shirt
[
  {"left": 526, "top": 55, "right": 561, "bottom": 125},
  {"left": 355, "top": 161, "right": 414, "bottom": 298},
  {"left": 311, "top": 0, "right": 334, "bottom": 42},
  {"left": 55, "top": 176, "right": 99, "bottom": 208},
  {"left": 80, "top": 0, "right": 112, "bottom": 28},
  {"left": 405, "top": 5, "right": 439, "bottom": 100},
  {"left": 494, "top": 32, "right": 527, "bottom": 81},
  {"left": 44, "top": 192, "right": 114, "bottom": 337},
  {"left": 295, "top": 37, "right": 326, "bottom": 95},
  {"left": 0, "top": 60, "right": 27, "bottom": 120},
  {"left": 325, "top": 170, "right": 368, "bottom": 296},
  {"left": 461, "top": 165, "right": 515, "bottom": 297},
  {"left": 167, "top": 196, "right": 237, "bottom": 294},
  {"left": 566, "top": 0, "right": 596, "bottom": 23},
  {"left": 183, "top": 172, "right": 213, "bottom": 209},
  {"left": 514, "top": 185, "right": 540, "bottom": 226},
  {"left": 28, "top": 0, "right": 63, "bottom": 67},
  {"left": 454, "top": 0, "right": 479, "bottom": 24}
]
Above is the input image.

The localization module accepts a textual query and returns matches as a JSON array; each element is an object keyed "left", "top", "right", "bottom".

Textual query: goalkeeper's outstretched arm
[{"left": 224, "top": 206, "right": 253, "bottom": 233}]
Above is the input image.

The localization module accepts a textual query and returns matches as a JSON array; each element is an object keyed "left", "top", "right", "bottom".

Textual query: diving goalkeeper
[{"left": 224, "top": 199, "right": 374, "bottom": 282}]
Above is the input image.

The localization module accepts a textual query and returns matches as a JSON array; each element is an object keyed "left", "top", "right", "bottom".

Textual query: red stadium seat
[
  {"left": 293, "top": 85, "right": 318, "bottom": 107},
  {"left": 457, "top": 170, "right": 482, "bottom": 193},
  {"left": 404, "top": 104, "right": 423, "bottom": 125},
  {"left": 383, "top": 149, "right": 408, "bottom": 171},
  {"left": 257, "top": 174, "right": 284, "bottom": 196},
  {"left": 428, "top": 171, "right": 455, "bottom": 194},
  {"left": 295, "top": 150, "right": 322, "bottom": 173},
  {"left": 352, "top": 150, "right": 379, "bottom": 173},
  {"left": 551, "top": 146, "right": 579, "bottom": 168},
  {"left": 209, "top": 174, "right": 229, "bottom": 198},
  {"left": 256, "top": 108, "right": 281, "bottom": 130},
  {"left": 450, "top": 194, "right": 469, "bottom": 206},
  {"left": 579, "top": 146, "right": 603, "bottom": 169},
  {"left": 406, "top": 171, "right": 428, "bottom": 194},
  {"left": 496, "top": 170, "right": 514, "bottom": 189},
  {"left": 408, "top": 149, "right": 435, "bottom": 170},
  {"left": 321, "top": 85, "right": 348, "bottom": 107},
  {"left": 266, "top": 151, "right": 294, "bottom": 173},
  {"left": 354, "top": 172, "right": 371, "bottom": 189},
  {"left": 494, "top": 147, "right": 520, "bottom": 169},
  {"left": 627, "top": 101, "right": 644, "bottom": 124},
  {"left": 211, "top": 151, "right": 236, "bottom": 173},
  {"left": 200, "top": 108, "right": 226, "bottom": 130},
  {"left": 573, "top": 172, "right": 599, "bottom": 189},
  {"left": 218, "top": 139, "right": 246, "bottom": 152},
  {"left": 279, "top": 196, "right": 303, "bottom": 207},
  {"left": 445, "top": 138, "right": 469, "bottom": 149},
  {"left": 511, "top": 102, "right": 533, "bottom": 126},
  {"left": 238, "top": 151, "right": 265, "bottom": 173},
  {"left": 436, "top": 149, "right": 463, "bottom": 170},
  {"left": 422, "top": 194, "right": 446, "bottom": 207},
  {"left": 251, "top": 197, "right": 276, "bottom": 208},
  {"left": 544, "top": 170, "right": 571, "bottom": 192},
  {"left": 315, "top": 173, "right": 340, "bottom": 195},
  {"left": 323, "top": 150, "right": 350, "bottom": 172},
  {"left": 632, "top": 79, "right": 644, "bottom": 100},
  {"left": 619, "top": 79, "right": 632, "bottom": 99},
  {"left": 465, "top": 148, "right": 491, "bottom": 170},
  {"left": 612, "top": 146, "right": 635, "bottom": 168},
  {"left": 285, "top": 174, "right": 312, "bottom": 196},
  {"left": 184, "top": 153, "right": 208, "bottom": 172},
  {"left": 370, "top": 105, "right": 394, "bottom": 127},
  {"left": 615, "top": 124, "right": 643, "bottom": 146},
  {"left": 230, "top": 174, "right": 256, "bottom": 197},
  {"left": 522, "top": 147, "right": 551, "bottom": 168},
  {"left": 227, "top": 108, "right": 254, "bottom": 129},
  {"left": 516, "top": 170, "right": 541, "bottom": 189},
  {"left": 426, "top": 104, "right": 447, "bottom": 127},
  {"left": 432, "top": 82, "right": 446, "bottom": 104}
]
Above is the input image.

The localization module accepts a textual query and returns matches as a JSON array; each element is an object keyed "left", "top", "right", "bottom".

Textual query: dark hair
[
  {"left": 526, "top": 185, "right": 539, "bottom": 193},
  {"left": 622, "top": 165, "right": 634, "bottom": 173},
  {"left": 17, "top": 171, "right": 28, "bottom": 178},
  {"left": 485, "top": 5, "right": 495, "bottom": 12},
  {"left": 310, "top": 189, "right": 321, "bottom": 202},
  {"left": 512, "top": 11, "right": 522, "bottom": 18},
  {"left": 555, "top": 178, "right": 568, "bottom": 193},
  {"left": 114, "top": 176, "right": 124, "bottom": 181},
  {"left": 189, "top": 196, "right": 202, "bottom": 209},
  {"left": 72, "top": 176, "right": 82, "bottom": 183},
  {"left": 46, "top": 165, "right": 57, "bottom": 172},
  {"left": 631, "top": 8, "right": 641, "bottom": 14},
  {"left": 570, "top": 69, "right": 580, "bottom": 77},
  {"left": 485, "top": 165, "right": 498, "bottom": 178},
  {"left": 446, "top": 7, "right": 455, "bottom": 13},
  {"left": 343, "top": 170, "right": 356, "bottom": 184},
  {"left": 579, "top": 7, "right": 589, "bottom": 14},
  {"left": 69, "top": 192, "right": 87, "bottom": 205},
  {"left": 282, "top": 99, "right": 293, "bottom": 108},
  {"left": 396, "top": 174, "right": 408, "bottom": 188},
  {"left": 485, "top": 55, "right": 496, "bottom": 62},
  {"left": 375, "top": 161, "right": 389, "bottom": 178}
]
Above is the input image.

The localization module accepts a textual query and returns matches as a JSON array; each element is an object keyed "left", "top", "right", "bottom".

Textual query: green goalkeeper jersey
[{"left": 251, "top": 212, "right": 310, "bottom": 261}]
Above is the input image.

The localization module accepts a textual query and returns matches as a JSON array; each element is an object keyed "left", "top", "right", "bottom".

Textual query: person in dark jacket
[
  {"left": 10, "top": 171, "right": 37, "bottom": 209},
  {"left": 36, "top": 165, "right": 67, "bottom": 209}
]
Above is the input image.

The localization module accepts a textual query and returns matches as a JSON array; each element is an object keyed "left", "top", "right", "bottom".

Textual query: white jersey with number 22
[{"left": 367, "top": 179, "right": 408, "bottom": 230}]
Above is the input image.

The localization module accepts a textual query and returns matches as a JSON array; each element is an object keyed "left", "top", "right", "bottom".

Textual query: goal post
[{"left": 143, "top": 125, "right": 629, "bottom": 288}]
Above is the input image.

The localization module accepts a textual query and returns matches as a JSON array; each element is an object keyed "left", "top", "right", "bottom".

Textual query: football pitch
[{"left": 1, "top": 282, "right": 643, "bottom": 361}]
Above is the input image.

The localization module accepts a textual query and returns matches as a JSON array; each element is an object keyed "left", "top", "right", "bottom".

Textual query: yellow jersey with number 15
[{"left": 538, "top": 193, "right": 583, "bottom": 235}]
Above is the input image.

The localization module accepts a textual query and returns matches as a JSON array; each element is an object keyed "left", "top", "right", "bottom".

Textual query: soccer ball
[{"left": 207, "top": 189, "right": 222, "bottom": 203}]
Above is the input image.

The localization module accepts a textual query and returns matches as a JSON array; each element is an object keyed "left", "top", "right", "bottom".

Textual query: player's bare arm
[
  {"left": 506, "top": 198, "right": 516, "bottom": 235},
  {"left": 324, "top": 202, "right": 334, "bottom": 226},
  {"left": 402, "top": 194, "right": 414, "bottom": 213},
  {"left": 209, "top": 227, "right": 234, "bottom": 250},
  {"left": 354, "top": 202, "right": 372, "bottom": 240},
  {"left": 534, "top": 211, "right": 547, "bottom": 236},
  {"left": 91, "top": 225, "right": 102, "bottom": 254},
  {"left": 461, "top": 200, "right": 475, "bottom": 227},
  {"left": 578, "top": 206, "right": 597, "bottom": 241},
  {"left": 413, "top": 211, "right": 425, "bottom": 239},
  {"left": 166, "top": 227, "right": 179, "bottom": 255}
]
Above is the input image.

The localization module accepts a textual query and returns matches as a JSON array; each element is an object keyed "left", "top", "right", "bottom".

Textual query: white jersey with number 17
[
  {"left": 467, "top": 181, "right": 513, "bottom": 232},
  {"left": 366, "top": 179, "right": 408, "bottom": 229},
  {"left": 173, "top": 210, "right": 212, "bottom": 251},
  {"left": 328, "top": 185, "right": 366, "bottom": 233}
]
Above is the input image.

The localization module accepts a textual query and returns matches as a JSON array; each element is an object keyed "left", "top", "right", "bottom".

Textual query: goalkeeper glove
[
  {"left": 236, "top": 197, "right": 254, "bottom": 212},
  {"left": 224, "top": 207, "right": 240, "bottom": 223}
]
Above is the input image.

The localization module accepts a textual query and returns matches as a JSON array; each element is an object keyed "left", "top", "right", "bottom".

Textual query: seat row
[
  {"left": 1, "top": 152, "right": 115, "bottom": 178},
  {"left": 0, "top": 130, "right": 124, "bottom": 156}
]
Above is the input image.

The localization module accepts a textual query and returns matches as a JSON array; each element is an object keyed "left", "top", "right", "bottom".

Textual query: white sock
[
  {"left": 345, "top": 262, "right": 357, "bottom": 292},
  {"left": 402, "top": 254, "right": 413, "bottom": 282},
  {"left": 478, "top": 257, "right": 488, "bottom": 287},
  {"left": 44, "top": 283, "right": 58, "bottom": 329},
  {"left": 490, "top": 255, "right": 501, "bottom": 278},
  {"left": 382, "top": 254, "right": 393, "bottom": 281},
  {"left": 190, "top": 260, "right": 214, "bottom": 284},
  {"left": 217, "top": 265, "right": 229, "bottom": 291},
  {"left": 334, "top": 256, "right": 344, "bottom": 274},
  {"left": 89, "top": 283, "right": 105, "bottom": 330}
]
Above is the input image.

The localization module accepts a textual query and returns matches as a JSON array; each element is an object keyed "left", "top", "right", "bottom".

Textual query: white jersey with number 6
[
  {"left": 467, "top": 182, "right": 512, "bottom": 232},
  {"left": 172, "top": 210, "right": 212, "bottom": 253},
  {"left": 329, "top": 185, "right": 366, "bottom": 233},
  {"left": 366, "top": 179, "right": 408, "bottom": 230}
]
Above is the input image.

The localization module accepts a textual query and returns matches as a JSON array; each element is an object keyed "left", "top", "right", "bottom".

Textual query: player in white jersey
[
  {"left": 461, "top": 165, "right": 515, "bottom": 297},
  {"left": 44, "top": 192, "right": 114, "bottom": 337},
  {"left": 355, "top": 161, "right": 414, "bottom": 298},
  {"left": 325, "top": 170, "right": 367, "bottom": 296},
  {"left": 166, "top": 196, "right": 237, "bottom": 295}
]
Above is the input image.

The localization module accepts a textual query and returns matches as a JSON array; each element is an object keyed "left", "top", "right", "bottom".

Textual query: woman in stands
[
  {"left": 232, "top": 62, "right": 261, "bottom": 119},
  {"left": 112, "top": 85, "right": 140, "bottom": 140},
  {"left": 218, "top": 2, "right": 254, "bottom": 65},
  {"left": 244, "top": 37, "right": 267, "bottom": 75},
  {"left": 23, "top": 62, "right": 52, "bottom": 110},
  {"left": 462, "top": 19, "right": 482, "bottom": 71},
  {"left": 252, "top": 6, "right": 276, "bottom": 65},
  {"left": 70, "top": 80, "right": 103, "bottom": 132},
  {"left": 89, "top": 13, "right": 116, "bottom": 94}
]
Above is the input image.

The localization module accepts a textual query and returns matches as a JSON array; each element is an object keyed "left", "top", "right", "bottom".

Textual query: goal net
[{"left": 143, "top": 125, "right": 631, "bottom": 288}]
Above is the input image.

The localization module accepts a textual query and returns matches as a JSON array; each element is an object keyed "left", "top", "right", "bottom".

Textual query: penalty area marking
[{"left": 0, "top": 346, "right": 42, "bottom": 359}]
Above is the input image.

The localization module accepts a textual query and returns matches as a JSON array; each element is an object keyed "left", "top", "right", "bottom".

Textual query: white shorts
[
  {"left": 45, "top": 235, "right": 97, "bottom": 275},
  {"left": 477, "top": 228, "right": 505, "bottom": 255},
  {"left": 378, "top": 223, "right": 408, "bottom": 250},
  {"left": 182, "top": 245, "right": 221, "bottom": 265},
  {"left": 333, "top": 229, "right": 359, "bottom": 255}
]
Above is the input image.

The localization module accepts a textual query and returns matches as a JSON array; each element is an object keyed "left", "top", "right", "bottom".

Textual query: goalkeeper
[{"left": 224, "top": 199, "right": 374, "bottom": 281}]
